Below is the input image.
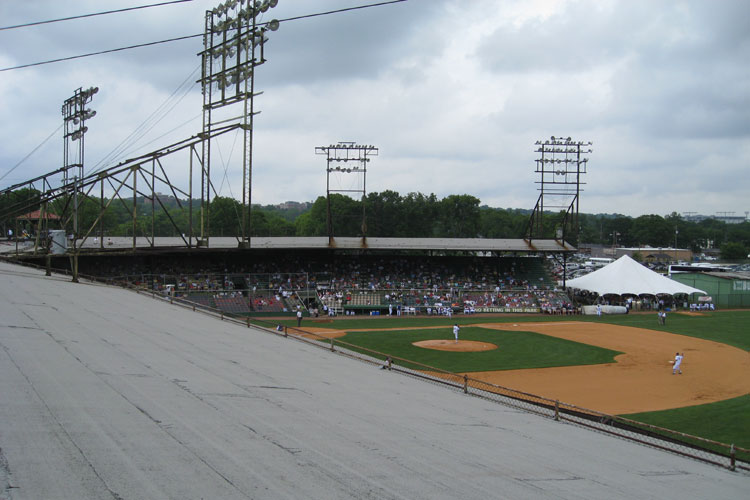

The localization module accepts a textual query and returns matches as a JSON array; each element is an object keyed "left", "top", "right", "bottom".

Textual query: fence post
[
  {"left": 330, "top": 336, "right": 334, "bottom": 351},
  {"left": 730, "top": 444, "right": 736, "bottom": 471},
  {"left": 387, "top": 356, "right": 392, "bottom": 371},
  {"left": 246, "top": 317, "right": 250, "bottom": 328},
  {"left": 284, "top": 326, "right": 288, "bottom": 337},
  {"left": 463, "top": 374, "right": 468, "bottom": 394},
  {"left": 554, "top": 400, "right": 560, "bottom": 421}
]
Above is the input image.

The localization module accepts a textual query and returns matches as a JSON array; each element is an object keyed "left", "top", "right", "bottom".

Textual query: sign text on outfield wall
[{"left": 476, "top": 307, "right": 540, "bottom": 314}]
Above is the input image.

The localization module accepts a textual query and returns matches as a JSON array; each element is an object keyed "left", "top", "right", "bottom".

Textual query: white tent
[{"left": 566, "top": 255, "right": 706, "bottom": 296}]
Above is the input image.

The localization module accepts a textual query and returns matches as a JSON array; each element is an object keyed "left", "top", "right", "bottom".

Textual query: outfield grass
[{"left": 573, "top": 309, "right": 750, "bottom": 351}]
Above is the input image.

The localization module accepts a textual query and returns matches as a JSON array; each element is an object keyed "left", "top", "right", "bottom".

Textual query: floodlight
[
  {"left": 268, "top": 19, "right": 280, "bottom": 31},
  {"left": 269, "top": 0, "right": 278, "bottom": 7}
]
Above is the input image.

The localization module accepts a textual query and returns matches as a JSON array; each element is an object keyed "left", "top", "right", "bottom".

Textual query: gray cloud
[{"left": 1, "top": 0, "right": 748, "bottom": 219}]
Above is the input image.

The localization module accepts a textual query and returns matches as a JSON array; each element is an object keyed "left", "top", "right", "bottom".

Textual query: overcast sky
[{"left": 1, "top": 0, "right": 749, "bottom": 218}]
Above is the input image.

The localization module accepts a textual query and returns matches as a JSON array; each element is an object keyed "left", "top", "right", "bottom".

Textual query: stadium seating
[{"left": 105, "top": 254, "right": 572, "bottom": 316}]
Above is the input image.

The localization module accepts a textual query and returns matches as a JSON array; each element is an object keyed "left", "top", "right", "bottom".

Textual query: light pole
[
  {"left": 62, "top": 86, "right": 98, "bottom": 283},
  {"left": 674, "top": 229, "right": 679, "bottom": 262},
  {"left": 315, "top": 142, "right": 378, "bottom": 243},
  {"left": 62, "top": 86, "right": 98, "bottom": 185},
  {"left": 200, "top": 0, "right": 280, "bottom": 247},
  {"left": 528, "top": 136, "right": 592, "bottom": 245},
  {"left": 610, "top": 231, "right": 620, "bottom": 257}
]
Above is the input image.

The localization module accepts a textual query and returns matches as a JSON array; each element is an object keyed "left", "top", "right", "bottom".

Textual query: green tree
[
  {"left": 437, "top": 194, "right": 480, "bottom": 238},
  {"left": 720, "top": 242, "right": 748, "bottom": 260},
  {"left": 630, "top": 214, "right": 672, "bottom": 247},
  {"left": 209, "top": 196, "right": 242, "bottom": 237},
  {"left": 401, "top": 192, "right": 440, "bottom": 237},
  {"left": 295, "top": 196, "right": 327, "bottom": 236},
  {"left": 366, "top": 190, "right": 402, "bottom": 236}
]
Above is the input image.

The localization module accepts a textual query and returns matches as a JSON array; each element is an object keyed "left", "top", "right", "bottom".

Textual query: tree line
[{"left": 2, "top": 188, "right": 749, "bottom": 258}]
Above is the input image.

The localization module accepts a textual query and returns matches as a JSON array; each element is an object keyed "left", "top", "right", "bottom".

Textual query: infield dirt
[{"left": 300, "top": 321, "right": 750, "bottom": 415}]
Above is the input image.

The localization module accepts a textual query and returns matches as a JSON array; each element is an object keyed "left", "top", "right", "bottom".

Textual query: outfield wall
[{"left": 671, "top": 273, "right": 750, "bottom": 308}]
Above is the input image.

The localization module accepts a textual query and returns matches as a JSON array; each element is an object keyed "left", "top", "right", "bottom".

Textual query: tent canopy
[{"left": 566, "top": 255, "right": 706, "bottom": 296}]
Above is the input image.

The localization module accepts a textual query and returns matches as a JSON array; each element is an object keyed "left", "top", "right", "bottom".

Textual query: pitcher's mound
[{"left": 413, "top": 340, "right": 498, "bottom": 352}]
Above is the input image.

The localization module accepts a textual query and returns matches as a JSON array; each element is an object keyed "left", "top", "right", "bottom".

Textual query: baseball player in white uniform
[
  {"left": 672, "top": 352, "right": 683, "bottom": 374},
  {"left": 453, "top": 324, "right": 460, "bottom": 343}
]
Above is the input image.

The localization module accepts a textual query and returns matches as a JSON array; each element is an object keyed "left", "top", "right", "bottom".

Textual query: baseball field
[{"left": 273, "top": 310, "right": 750, "bottom": 448}]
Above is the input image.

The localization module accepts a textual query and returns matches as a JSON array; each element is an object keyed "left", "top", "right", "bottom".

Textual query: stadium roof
[
  {"left": 247, "top": 236, "right": 575, "bottom": 252},
  {"left": 2, "top": 236, "right": 574, "bottom": 256},
  {"left": 65, "top": 236, "right": 575, "bottom": 253}
]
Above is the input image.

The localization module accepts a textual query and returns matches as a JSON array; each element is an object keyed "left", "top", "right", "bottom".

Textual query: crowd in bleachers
[{"left": 85, "top": 253, "right": 575, "bottom": 317}]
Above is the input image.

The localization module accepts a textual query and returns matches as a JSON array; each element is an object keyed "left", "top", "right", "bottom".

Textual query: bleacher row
[
  {"left": 130, "top": 256, "right": 573, "bottom": 316},
  {"left": 176, "top": 293, "right": 290, "bottom": 314},
  {"left": 318, "top": 288, "right": 575, "bottom": 315}
]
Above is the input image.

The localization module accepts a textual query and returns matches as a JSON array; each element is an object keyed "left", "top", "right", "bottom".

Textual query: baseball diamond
[{"left": 300, "top": 320, "right": 749, "bottom": 415}]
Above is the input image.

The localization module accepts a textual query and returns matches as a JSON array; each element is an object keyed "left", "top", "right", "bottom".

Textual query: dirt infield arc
[{"left": 301, "top": 322, "right": 750, "bottom": 416}]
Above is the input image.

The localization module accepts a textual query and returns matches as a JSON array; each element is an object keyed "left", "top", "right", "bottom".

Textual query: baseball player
[
  {"left": 672, "top": 352, "right": 683, "bottom": 374},
  {"left": 453, "top": 324, "right": 460, "bottom": 343}
]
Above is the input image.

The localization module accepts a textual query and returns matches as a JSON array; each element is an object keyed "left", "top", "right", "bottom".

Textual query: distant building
[
  {"left": 683, "top": 213, "right": 748, "bottom": 224},
  {"left": 588, "top": 245, "right": 693, "bottom": 263},
  {"left": 276, "top": 201, "right": 311, "bottom": 210}
]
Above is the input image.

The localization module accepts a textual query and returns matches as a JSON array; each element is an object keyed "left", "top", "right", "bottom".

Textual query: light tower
[
  {"left": 61, "top": 86, "right": 98, "bottom": 282},
  {"left": 315, "top": 142, "right": 378, "bottom": 243},
  {"left": 199, "top": 0, "right": 280, "bottom": 247},
  {"left": 526, "top": 136, "right": 591, "bottom": 246},
  {"left": 62, "top": 85, "right": 98, "bottom": 185}
]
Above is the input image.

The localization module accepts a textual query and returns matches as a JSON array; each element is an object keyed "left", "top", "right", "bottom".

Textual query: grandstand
[
  {"left": 1, "top": 260, "right": 746, "bottom": 499},
  {"left": 34, "top": 248, "right": 576, "bottom": 317}
]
